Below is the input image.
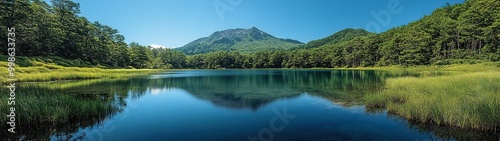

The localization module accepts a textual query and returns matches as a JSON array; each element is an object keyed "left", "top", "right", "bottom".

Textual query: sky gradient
[{"left": 70, "top": 0, "right": 464, "bottom": 48}]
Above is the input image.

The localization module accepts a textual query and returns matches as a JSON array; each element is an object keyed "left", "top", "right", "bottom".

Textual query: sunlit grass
[
  {"left": 0, "top": 61, "right": 162, "bottom": 83},
  {"left": 365, "top": 72, "right": 500, "bottom": 131}
]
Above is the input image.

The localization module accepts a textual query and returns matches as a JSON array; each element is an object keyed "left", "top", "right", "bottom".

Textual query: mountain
[
  {"left": 175, "top": 27, "right": 303, "bottom": 55},
  {"left": 299, "top": 28, "right": 374, "bottom": 49}
]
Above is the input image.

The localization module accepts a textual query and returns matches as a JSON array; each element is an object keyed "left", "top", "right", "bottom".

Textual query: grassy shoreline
[
  {"left": 312, "top": 62, "right": 500, "bottom": 131},
  {"left": 2, "top": 56, "right": 499, "bottom": 131},
  {"left": 0, "top": 66, "right": 163, "bottom": 83},
  {"left": 3, "top": 55, "right": 498, "bottom": 83},
  {"left": 0, "top": 58, "right": 163, "bottom": 83},
  {"left": 363, "top": 63, "right": 500, "bottom": 131}
]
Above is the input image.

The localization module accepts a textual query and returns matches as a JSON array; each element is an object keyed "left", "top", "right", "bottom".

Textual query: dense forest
[{"left": 1, "top": 0, "right": 499, "bottom": 69}]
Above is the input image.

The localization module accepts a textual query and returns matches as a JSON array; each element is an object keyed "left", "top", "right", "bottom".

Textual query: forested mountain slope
[
  {"left": 305, "top": 0, "right": 500, "bottom": 67},
  {"left": 175, "top": 27, "right": 303, "bottom": 55},
  {"left": 298, "top": 28, "right": 374, "bottom": 49}
]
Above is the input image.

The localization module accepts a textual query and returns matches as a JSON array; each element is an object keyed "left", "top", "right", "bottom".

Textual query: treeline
[
  {"left": 1, "top": 0, "right": 130, "bottom": 67},
  {"left": 189, "top": 0, "right": 500, "bottom": 68},
  {"left": 297, "top": 0, "right": 500, "bottom": 67},
  {"left": 1, "top": 0, "right": 499, "bottom": 69},
  {"left": 193, "top": 0, "right": 500, "bottom": 69},
  {"left": 184, "top": 50, "right": 353, "bottom": 69},
  {"left": 0, "top": 0, "right": 185, "bottom": 69},
  {"left": 342, "top": 0, "right": 500, "bottom": 66}
]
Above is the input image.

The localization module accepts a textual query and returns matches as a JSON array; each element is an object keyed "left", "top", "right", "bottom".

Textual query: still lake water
[{"left": 5, "top": 70, "right": 498, "bottom": 141}]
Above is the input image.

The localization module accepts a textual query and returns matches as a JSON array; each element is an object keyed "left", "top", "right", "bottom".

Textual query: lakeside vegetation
[
  {"left": 364, "top": 62, "right": 500, "bottom": 131},
  {"left": 365, "top": 72, "right": 500, "bottom": 131},
  {"left": 1, "top": 52, "right": 499, "bottom": 133},
  {"left": 334, "top": 62, "right": 500, "bottom": 131},
  {"left": 0, "top": 82, "right": 129, "bottom": 140},
  {"left": 0, "top": 55, "right": 161, "bottom": 83},
  {"left": 0, "top": 85, "right": 119, "bottom": 124}
]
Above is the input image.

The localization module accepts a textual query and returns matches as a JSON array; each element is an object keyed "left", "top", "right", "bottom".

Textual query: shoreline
[
  {"left": 2, "top": 61, "right": 499, "bottom": 83},
  {"left": 364, "top": 71, "right": 500, "bottom": 131},
  {"left": 2, "top": 60, "right": 499, "bottom": 131}
]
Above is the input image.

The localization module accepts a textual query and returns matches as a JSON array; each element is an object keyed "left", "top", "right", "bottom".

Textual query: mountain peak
[
  {"left": 249, "top": 26, "right": 263, "bottom": 33},
  {"left": 209, "top": 27, "right": 273, "bottom": 41},
  {"left": 176, "top": 27, "right": 303, "bottom": 55}
]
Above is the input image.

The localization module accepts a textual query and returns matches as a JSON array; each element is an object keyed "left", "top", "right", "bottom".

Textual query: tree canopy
[{"left": 1, "top": 0, "right": 498, "bottom": 69}]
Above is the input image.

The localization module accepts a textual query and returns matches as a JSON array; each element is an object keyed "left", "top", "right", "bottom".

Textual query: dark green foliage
[
  {"left": 0, "top": 0, "right": 190, "bottom": 69},
  {"left": 1, "top": 0, "right": 130, "bottom": 67},
  {"left": 156, "top": 48, "right": 187, "bottom": 69},
  {"left": 299, "top": 28, "right": 374, "bottom": 49},
  {"left": 128, "top": 42, "right": 152, "bottom": 68},
  {"left": 374, "top": 0, "right": 500, "bottom": 66}
]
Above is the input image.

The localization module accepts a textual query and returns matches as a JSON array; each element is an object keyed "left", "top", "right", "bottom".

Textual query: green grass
[
  {"left": 2, "top": 55, "right": 500, "bottom": 132},
  {"left": 0, "top": 56, "right": 162, "bottom": 83},
  {"left": 0, "top": 56, "right": 162, "bottom": 139},
  {"left": 0, "top": 85, "right": 123, "bottom": 140},
  {"left": 0, "top": 85, "right": 116, "bottom": 124},
  {"left": 0, "top": 55, "right": 92, "bottom": 67},
  {"left": 365, "top": 71, "right": 500, "bottom": 131}
]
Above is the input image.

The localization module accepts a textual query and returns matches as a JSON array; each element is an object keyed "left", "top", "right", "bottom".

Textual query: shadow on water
[{"left": 1, "top": 69, "right": 496, "bottom": 140}]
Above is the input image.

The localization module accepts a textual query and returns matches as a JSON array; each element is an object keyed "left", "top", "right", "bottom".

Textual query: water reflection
[
  {"left": 0, "top": 83, "right": 124, "bottom": 140},
  {"left": 146, "top": 70, "right": 398, "bottom": 107},
  {"left": 0, "top": 70, "right": 495, "bottom": 141}
]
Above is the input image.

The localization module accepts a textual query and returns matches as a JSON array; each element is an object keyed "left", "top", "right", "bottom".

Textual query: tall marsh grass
[
  {"left": 0, "top": 84, "right": 125, "bottom": 140},
  {"left": 0, "top": 85, "right": 119, "bottom": 125},
  {"left": 365, "top": 72, "right": 500, "bottom": 131}
]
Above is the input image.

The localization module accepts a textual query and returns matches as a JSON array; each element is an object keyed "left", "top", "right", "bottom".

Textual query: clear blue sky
[{"left": 68, "top": 0, "right": 464, "bottom": 48}]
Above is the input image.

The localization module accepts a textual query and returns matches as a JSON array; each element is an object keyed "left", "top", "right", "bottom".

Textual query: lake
[{"left": 2, "top": 70, "right": 498, "bottom": 141}]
